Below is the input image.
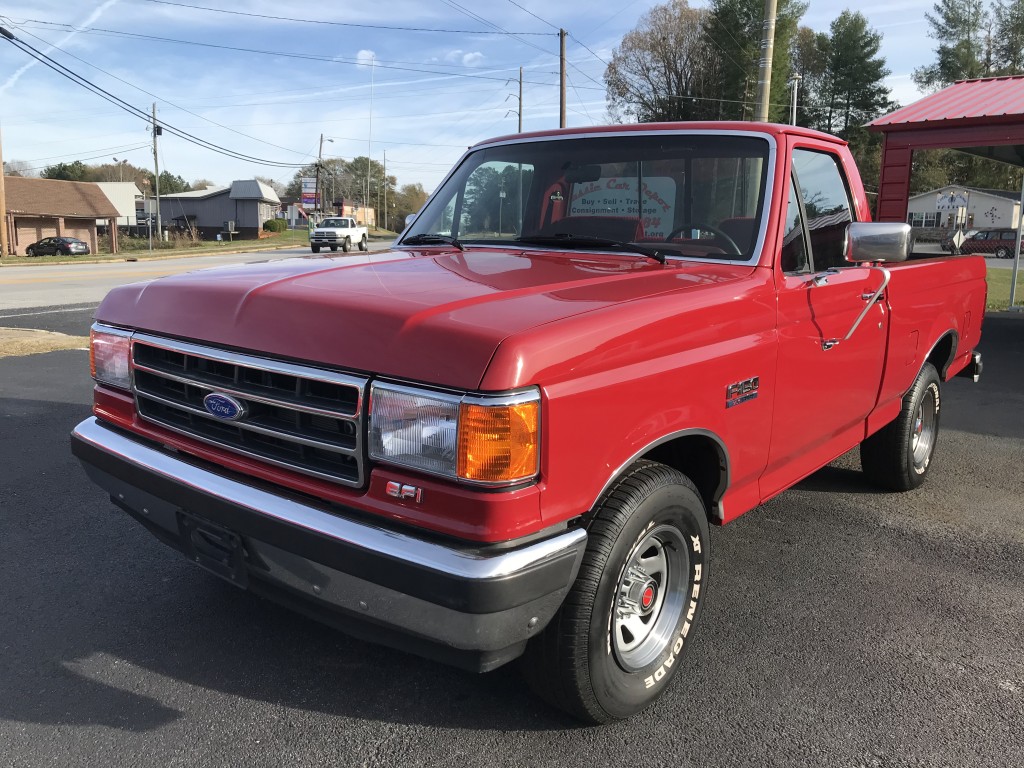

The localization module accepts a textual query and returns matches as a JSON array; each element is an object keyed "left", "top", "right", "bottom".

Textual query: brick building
[{"left": 2, "top": 176, "right": 119, "bottom": 256}]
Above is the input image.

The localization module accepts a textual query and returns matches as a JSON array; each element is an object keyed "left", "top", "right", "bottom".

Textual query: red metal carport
[{"left": 868, "top": 75, "right": 1024, "bottom": 307}]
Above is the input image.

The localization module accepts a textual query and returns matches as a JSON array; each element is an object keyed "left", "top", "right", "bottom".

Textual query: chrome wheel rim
[
  {"left": 911, "top": 387, "right": 937, "bottom": 467},
  {"left": 612, "top": 524, "right": 688, "bottom": 671}
]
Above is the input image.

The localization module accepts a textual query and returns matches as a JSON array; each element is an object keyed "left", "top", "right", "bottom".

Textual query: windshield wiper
[
  {"left": 401, "top": 233, "right": 464, "bottom": 251},
  {"left": 515, "top": 234, "right": 665, "bottom": 264}
]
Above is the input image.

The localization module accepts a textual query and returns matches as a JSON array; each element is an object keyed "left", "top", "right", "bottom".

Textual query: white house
[
  {"left": 906, "top": 185, "right": 1020, "bottom": 230},
  {"left": 95, "top": 181, "right": 145, "bottom": 228}
]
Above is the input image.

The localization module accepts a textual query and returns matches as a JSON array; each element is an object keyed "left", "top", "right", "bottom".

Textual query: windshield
[
  {"left": 321, "top": 218, "right": 346, "bottom": 227},
  {"left": 402, "top": 133, "right": 771, "bottom": 261}
]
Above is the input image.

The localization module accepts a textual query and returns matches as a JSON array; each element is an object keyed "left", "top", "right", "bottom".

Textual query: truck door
[{"left": 761, "top": 148, "right": 888, "bottom": 500}]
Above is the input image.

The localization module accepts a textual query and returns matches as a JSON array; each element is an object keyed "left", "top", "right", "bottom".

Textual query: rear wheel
[
  {"left": 342, "top": 237, "right": 351, "bottom": 253},
  {"left": 523, "top": 460, "right": 709, "bottom": 724},
  {"left": 311, "top": 245, "right": 320, "bottom": 253},
  {"left": 330, "top": 245, "right": 338, "bottom": 252},
  {"left": 861, "top": 362, "right": 941, "bottom": 491}
]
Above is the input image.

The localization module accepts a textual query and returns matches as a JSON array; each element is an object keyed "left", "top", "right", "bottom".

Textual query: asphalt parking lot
[{"left": 1, "top": 305, "right": 1022, "bottom": 767}]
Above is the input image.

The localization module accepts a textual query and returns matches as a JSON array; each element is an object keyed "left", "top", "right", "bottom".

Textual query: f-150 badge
[{"left": 726, "top": 377, "right": 759, "bottom": 408}]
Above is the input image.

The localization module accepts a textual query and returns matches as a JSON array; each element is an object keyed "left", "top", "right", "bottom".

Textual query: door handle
[{"left": 823, "top": 267, "right": 891, "bottom": 350}]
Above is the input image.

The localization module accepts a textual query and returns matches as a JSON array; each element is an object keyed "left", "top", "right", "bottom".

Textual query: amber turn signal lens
[{"left": 457, "top": 400, "right": 539, "bottom": 483}]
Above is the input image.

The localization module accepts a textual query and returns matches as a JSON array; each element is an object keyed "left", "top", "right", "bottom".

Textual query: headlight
[
  {"left": 369, "top": 382, "right": 540, "bottom": 486},
  {"left": 89, "top": 323, "right": 132, "bottom": 390}
]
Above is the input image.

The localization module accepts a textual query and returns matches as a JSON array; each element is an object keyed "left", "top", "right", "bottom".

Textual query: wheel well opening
[
  {"left": 926, "top": 333, "right": 956, "bottom": 378},
  {"left": 643, "top": 435, "right": 727, "bottom": 521}
]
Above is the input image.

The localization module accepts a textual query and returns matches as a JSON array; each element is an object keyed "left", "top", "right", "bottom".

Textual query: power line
[
  {"left": 138, "top": 0, "right": 553, "bottom": 35},
  {"left": 505, "top": 0, "right": 559, "bottom": 31},
  {"left": 1, "top": 33, "right": 307, "bottom": 168},
  {"left": 8, "top": 20, "right": 563, "bottom": 89},
  {"left": 438, "top": 0, "right": 554, "bottom": 58},
  {"left": 15, "top": 26, "right": 308, "bottom": 159}
]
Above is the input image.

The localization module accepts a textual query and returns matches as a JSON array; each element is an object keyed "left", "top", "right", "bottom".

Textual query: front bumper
[{"left": 71, "top": 417, "right": 587, "bottom": 672}]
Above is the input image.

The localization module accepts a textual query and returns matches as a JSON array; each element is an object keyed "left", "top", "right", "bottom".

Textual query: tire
[
  {"left": 860, "top": 362, "right": 941, "bottom": 491},
  {"left": 523, "top": 460, "right": 710, "bottom": 724},
  {"left": 330, "top": 245, "right": 338, "bottom": 252},
  {"left": 995, "top": 246, "right": 1010, "bottom": 259},
  {"left": 311, "top": 245, "right": 321, "bottom": 253},
  {"left": 342, "top": 237, "right": 351, "bottom": 253},
  {"left": 358, "top": 235, "right": 368, "bottom": 251},
  {"left": 26, "top": 247, "right": 35, "bottom": 256}
]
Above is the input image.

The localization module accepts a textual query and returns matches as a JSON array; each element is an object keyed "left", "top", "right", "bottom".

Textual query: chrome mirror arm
[{"left": 822, "top": 266, "right": 891, "bottom": 351}]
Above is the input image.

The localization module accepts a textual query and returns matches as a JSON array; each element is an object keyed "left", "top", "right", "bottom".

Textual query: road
[
  {"left": 0, "top": 242, "right": 393, "bottom": 311},
  {"left": 0, "top": 260, "right": 1022, "bottom": 766}
]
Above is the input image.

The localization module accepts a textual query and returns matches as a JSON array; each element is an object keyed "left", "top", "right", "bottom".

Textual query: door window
[
  {"left": 791, "top": 149, "right": 854, "bottom": 271},
  {"left": 781, "top": 177, "right": 808, "bottom": 273}
]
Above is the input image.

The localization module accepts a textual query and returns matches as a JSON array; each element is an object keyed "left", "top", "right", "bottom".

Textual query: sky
[{"left": 0, "top": 0, "right": 943, "bottom": 195}]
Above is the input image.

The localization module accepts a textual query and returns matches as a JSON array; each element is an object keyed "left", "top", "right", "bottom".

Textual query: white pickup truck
[{"left": 310, "top": 217, "right": 368, "bottom": 253}]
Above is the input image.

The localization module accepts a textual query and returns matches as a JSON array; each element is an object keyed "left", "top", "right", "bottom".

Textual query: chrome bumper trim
[{"left": 71, "top": 417, "right": 586, "bottom": 582}]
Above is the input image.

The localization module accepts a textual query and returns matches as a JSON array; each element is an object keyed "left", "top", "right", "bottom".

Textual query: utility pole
[
  {"left": 316, "top": 133, "right": 325, "bottom": 217},
  {"left": 789, "top": 73, "right": 802, "bottom": 125},
  {"left": 0, "top": 122, "right": 9, "bottom": 258},
  {"left": 383, "top": 149, "right": 387, "bottom": 231},
  {"left": 753, "top": 0, "right": 778, "bottom": 123},
  {"left": 519, "top": 66, "right": 523, "bottom": 132},
  {"left": 151, "top": 103, "right": 162, "bottom": 239},
  {"left": 368, "top": 55, "right": 374, "bottom": 229},
  {"left": 559, "top": 29, "right": 567, "bottom": 128},
  {"left": 0, "top": 27, "right": 12, "bottom": 257}
]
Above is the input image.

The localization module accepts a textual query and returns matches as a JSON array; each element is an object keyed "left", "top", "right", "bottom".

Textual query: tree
[
  {"left": 2, "top": 159, "right": 36, "bottom": 177},
  {"left": 604, "top": 0, "right": 722, "bottom": 122},
  {"left": 707, "top": 0, "right": 807, "bottom": 122},
  {"left": 913, "top": 0, "right": 990, "bottom": 91},
  {"left": 790, "top": 26, "right": 830, "bottom": 129},
  {"left": 818, "top": 11, "right": 893, "bottom": 137},
  {"left": 191, "top": 178, "right": 218, "bottom": 190},
  {"left": 148, "top": 171, "right": 190, "bottom": 194},
  {"left": 993, "top": 0, "right": 1024, "bottom": 73},
  {"left": 41, "top": 160, "right": 89, "bottom": 181},
  {"left": 393, "top": 183, "right": 430, "bottom": 229},
  {"left": 253, "top": 175, "right": 284, "bottom": 196}
]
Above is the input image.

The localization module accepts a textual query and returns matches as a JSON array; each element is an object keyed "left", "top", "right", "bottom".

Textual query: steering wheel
[{"left": 665, "top": 222, "right": 741, "bottom": 256}]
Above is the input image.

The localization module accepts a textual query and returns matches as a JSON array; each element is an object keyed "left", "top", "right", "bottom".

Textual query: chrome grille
[{"left": 131, "top": 333, "right": 367, "bottom": 486}]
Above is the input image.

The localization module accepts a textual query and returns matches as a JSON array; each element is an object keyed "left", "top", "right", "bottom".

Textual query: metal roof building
[{"left": 868, "top": 76, "right": 1024, "bottom": 223}]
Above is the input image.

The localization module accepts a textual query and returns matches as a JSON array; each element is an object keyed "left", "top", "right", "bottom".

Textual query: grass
[
  {"left": 984, "top": 266, "right": 1024, "bottom": 310},
  {"left": 0, "top": 229, "right": 312, "bottom": 266}
]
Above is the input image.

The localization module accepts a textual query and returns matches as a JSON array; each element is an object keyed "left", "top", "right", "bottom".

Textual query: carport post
[
  {"left": 1011, "top": 175, "right": 1024, "bottom": 311},
  {"left": 0, "top": 123, "right": 8, "bottom": 257}
]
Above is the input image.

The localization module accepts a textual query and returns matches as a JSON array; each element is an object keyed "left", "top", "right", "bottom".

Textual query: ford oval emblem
[{"left": 203, "top": 392, "right": 246, "bottom": 421}]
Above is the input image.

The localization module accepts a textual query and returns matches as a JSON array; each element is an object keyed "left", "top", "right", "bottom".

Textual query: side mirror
[
  {"left": 404, "top": 213, "right": 417, "bottom": 229},
  {"left": 845, "top": 222, "right": 912, "bottom": 263}
]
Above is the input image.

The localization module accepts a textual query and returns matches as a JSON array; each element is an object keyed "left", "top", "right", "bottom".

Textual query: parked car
[
  {"left": 24, "top": 237, "right": 90, "bottom": 256},
  {"left": 960, "top": 228, "right": 1018, "bottom": 258}
]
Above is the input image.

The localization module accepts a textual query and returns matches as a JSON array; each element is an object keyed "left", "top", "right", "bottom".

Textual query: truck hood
[{"left": 96, "top": 247, "right": 754, "bottom": 389}]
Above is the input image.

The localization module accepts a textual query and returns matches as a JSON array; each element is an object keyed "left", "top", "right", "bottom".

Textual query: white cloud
[
  {"left": 461, "top": 52, "right": 485, "bottom": 67},
  {"left": 356, "top": 49, "right": 376, "bottom": 68},
  {"left": 444, "top": 49, "right": 464, "bottom": 63}
]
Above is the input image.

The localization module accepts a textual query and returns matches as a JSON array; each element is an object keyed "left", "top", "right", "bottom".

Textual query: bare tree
[
  {"left": 3, "top": 159, "right": 37, "bottom": 177},
  {"left": 604, "top": 1, "right": 722, "bottom": 123}
]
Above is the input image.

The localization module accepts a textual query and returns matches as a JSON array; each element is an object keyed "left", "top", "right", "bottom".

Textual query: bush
[{"left": 263, "top": 218, "right": 287, "bottom": 233}]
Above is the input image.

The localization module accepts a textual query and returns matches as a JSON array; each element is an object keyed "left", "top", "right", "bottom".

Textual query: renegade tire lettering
[{"left": 644, "top": 547, "right": 704, "bottom": 689}]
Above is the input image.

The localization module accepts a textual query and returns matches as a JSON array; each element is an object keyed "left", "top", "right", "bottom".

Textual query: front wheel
[
  {"left": 342, "top": 237, "right": 351, "bottom": 253},
  {"left": 358, "top": 234, "right": 368, "bottom": 251},
  {"left": 995, "top": 246, "right": 1011, "bottom": 259},
  {"left": 860, "top": 362, "right": 941, "bottom": 491},
  {"left": 26, "top": 247, "right": 35, "bottom": 256},
  {"left": 523, "top": 460, "right": 710, "bottom": 724}
]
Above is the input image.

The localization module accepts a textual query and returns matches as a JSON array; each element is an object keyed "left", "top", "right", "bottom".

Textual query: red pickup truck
[{"left": 72, "top": 122, "right": 986, "bottom": 724}]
